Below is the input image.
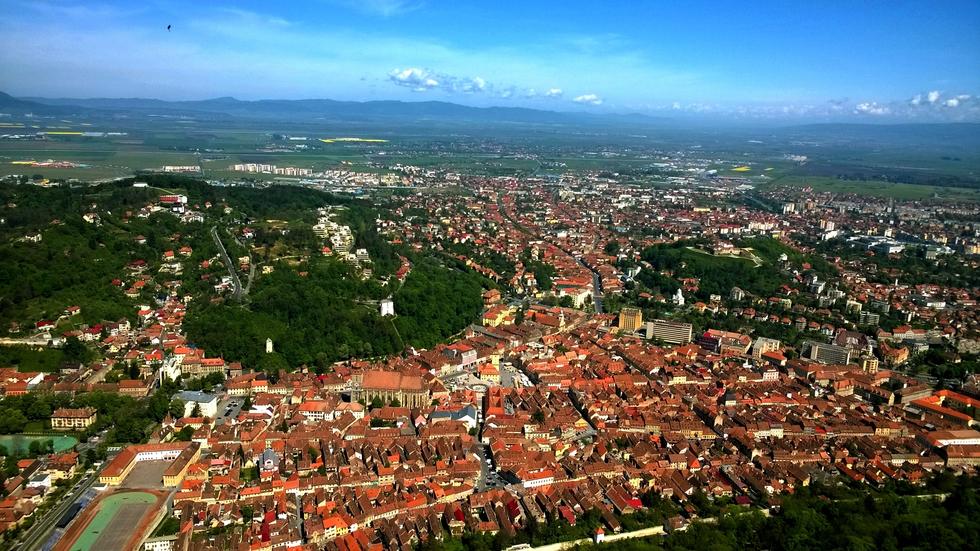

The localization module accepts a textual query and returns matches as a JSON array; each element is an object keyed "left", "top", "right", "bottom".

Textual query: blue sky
[{"left": 1, "top": 1, "right": 979, "bottom": 121}]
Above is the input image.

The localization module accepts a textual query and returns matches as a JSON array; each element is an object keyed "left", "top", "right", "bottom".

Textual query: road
[
  {"left": 524, "top": 525, "right": 668, "bottom": 551},
  {"left": 14, "top": 464, "right": 105, "bottom": 551},
  {"left": 0, "top": 337, "right": 51, "bottom": 348},
  {"left": 589, "top": 269, "right": 603, "bottom": 314},
  {"left": 496, "top": 195, "right": 603, "bottom": 311},
  {"left": 231, "top": 232, "right": 257, "bottom": 296},
  {"left": 211, "top": 226, "right": 243, "bottom": 302},
  {"left": 473, "top": 443, "right": 507, "bottom": 491}
]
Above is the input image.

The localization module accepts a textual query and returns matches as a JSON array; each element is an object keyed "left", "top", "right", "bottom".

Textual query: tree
[
  {"left": 241, "top": 505, "right": 255, "bottom": 524},
  {"left": 174, "top": 426, "right": 195, "bottom": 441},
  {"left": 257, "top": 352, "right": 289, "bottom": 373},
  {"left": 190, "top": 403, "right": 202, "bottom": 417},
  {"left": 0, "top": 407, "right": 28, "bottom": 433},
  {"left": 62, "top": 336, "right": 91, "bottom": 365},
  {"left": 168, "top": 398, "right": 185, "bottom": 419},
  {"left": 127, "top": 361, "right": 141, "bottom": 380}
]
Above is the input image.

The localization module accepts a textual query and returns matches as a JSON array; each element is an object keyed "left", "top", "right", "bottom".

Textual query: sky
[{"left": 1, "top": 0, "right": 979, "bottom": 121}]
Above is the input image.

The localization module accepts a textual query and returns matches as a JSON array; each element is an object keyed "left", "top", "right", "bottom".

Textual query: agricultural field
[{"left": 761, "top": 174, "right": 980, "bottom": 201}]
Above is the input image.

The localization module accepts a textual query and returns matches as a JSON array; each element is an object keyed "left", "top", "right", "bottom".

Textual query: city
[{"left": 0, "top": 2, "right": 979, "bottom": 551}]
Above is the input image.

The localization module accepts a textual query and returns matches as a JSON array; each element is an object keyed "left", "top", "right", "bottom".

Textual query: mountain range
[{"left": 0, "top": 91, "right": 661, "bottom": 127}]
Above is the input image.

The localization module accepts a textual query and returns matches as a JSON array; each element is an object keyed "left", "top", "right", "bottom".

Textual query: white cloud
[
  {"left": 455, "top": 76, "right": 486, "bottom": 93},
  {"left": 854, "top": 102, "right": 890, "bottom": 115},
  {"left": 909, "top": 94, "right": 922, "bottom": 106},
  {"left": 573, "top": 93, "right": 603, "bottom": 105},
  {"left": 927, "top": 90, "right": 941, "bottom": 104},
  {"left": 545, "top": 88, "right": 563, "bottom": 98},
  {"left": 945, "top": 98, "right": 960, "bottom": 108},
  {"left": 388, "top": 67, "right": 439, "bottom": 91},
  {"left": 388, "top": 67, "right": 491, "bottom": 94}
]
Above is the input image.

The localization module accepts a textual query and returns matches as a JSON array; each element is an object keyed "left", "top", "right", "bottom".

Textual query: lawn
[{"left": 0, "top": 346, "right": 66, "bottom": 373}]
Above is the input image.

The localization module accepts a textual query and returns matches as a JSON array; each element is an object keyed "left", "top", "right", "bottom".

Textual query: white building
[
  {"left": 177, "top": 391, "right": 218, "bottom": 418},
  {"left": 380, "top": 299, "right": 395, "bottom": 317},
  {"left": 673, "top": 288, "right": 685, "bottom": 306}
]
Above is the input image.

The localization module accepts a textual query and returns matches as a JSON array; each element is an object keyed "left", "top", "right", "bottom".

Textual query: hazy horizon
[{"left": 1, "top": 1, "right": 979, "bottom": 123}]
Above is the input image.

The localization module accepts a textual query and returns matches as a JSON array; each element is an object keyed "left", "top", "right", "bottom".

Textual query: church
[{"left": 352, "top": 369, "right": 430, "bottom": 408}]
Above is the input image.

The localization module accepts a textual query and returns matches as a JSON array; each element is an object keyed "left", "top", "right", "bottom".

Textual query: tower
[
  {"left": 673, "top": 288, "right": 685, "bottom": 306},
  {"left": 265, "top": 338, "right": 273, "bottom": 354}
]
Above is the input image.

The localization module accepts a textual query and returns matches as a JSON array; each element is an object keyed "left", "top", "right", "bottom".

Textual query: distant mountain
[
  {"left": 17, "top": 93, "right": 663, "bottom": 127},
  {"left": 0, "top": 91, "right": 76, "bottom": 115}
]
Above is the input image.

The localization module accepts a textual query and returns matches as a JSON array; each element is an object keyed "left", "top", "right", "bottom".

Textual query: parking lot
[{"left": 215, "top": 396, "right": 243, "bottom": 425}]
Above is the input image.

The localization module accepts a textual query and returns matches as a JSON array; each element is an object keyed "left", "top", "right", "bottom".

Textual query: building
[
  {"left": 177, "top": 391, "right": 218, "bottom": 418},
  {"left": 618, "top": 307, "right": 643, "bottom": 333},
  {"left": 699, "top": 329, "right": 751, "bottom": 356},
  {"left": 50, "top": 407, "right": 97, "bottom": 431},
  {"left": 99, "top": 442, "right": 200, "bottom": 486},
  {"left": 859, "top": 311, "right": 880, "bottom": 326},
  {"left": 645, "top": 319, "right": 693, "bottom": 344},
  {"left": 143, "top": 536, "right": 178, "bottom": 551},
  {"left": 672, "top": 289, "right": 685, "bottom": 306},
  {"left": 806, "top": 341, "right": 852, "bottom": 365},
  {"left": 861, "top": 356, "right": 879, "bottom": 373},
  {"left": 751, "top": 337, "right": 781, "bottom": 359},
  {"left": 380, "top": 299, "right": 395, "bottom": 317}
]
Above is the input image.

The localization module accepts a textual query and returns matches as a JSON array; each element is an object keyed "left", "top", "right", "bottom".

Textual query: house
[{"left": 50, "top": 407, "right": 97, "bottom": 431}]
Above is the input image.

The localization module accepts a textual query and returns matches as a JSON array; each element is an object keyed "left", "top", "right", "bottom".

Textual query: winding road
[{"left": 211, "top": 226, "right": 244, "bottom": 302}]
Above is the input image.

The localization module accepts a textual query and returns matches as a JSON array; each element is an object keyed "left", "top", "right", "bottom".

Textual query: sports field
[{"left": 62, "top": 491, "right": 159, "bottom": 551}]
